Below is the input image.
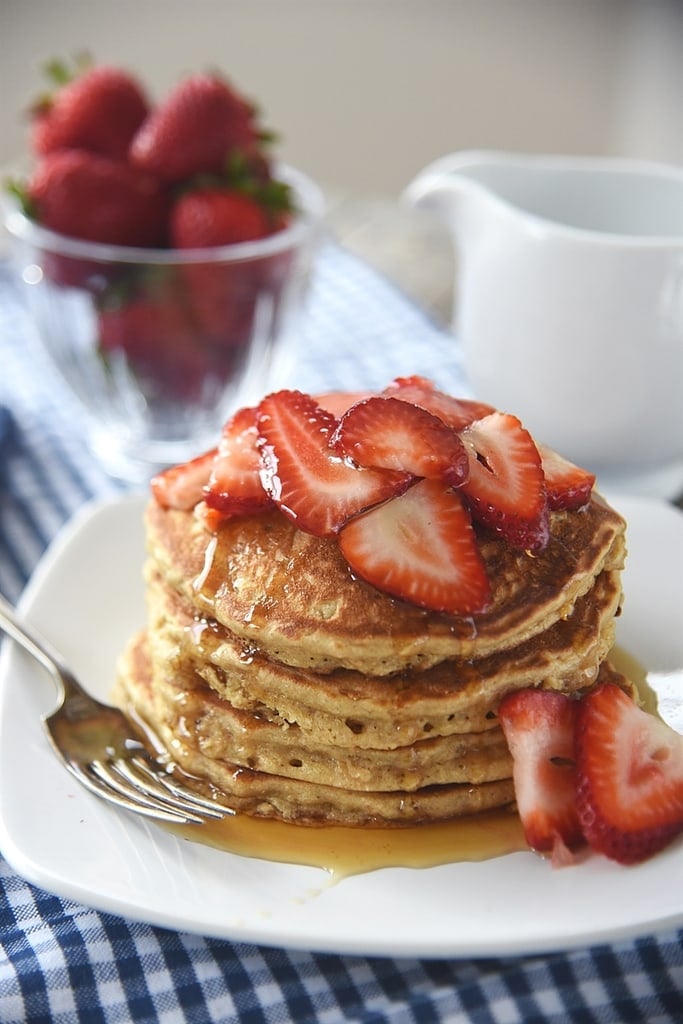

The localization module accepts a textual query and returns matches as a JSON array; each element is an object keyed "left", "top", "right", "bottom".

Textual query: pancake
[
  {"left": 120, "top": 632, "right": 514, "bottom": 792},
  {"left": 115, "top": 631, "right": 632, "bottom": 827},
  {"left": 113, "top": 394, "right": 633, "bottom": 829},
  {"left": 115, "top": 631, "right": 517, "bottom": 825},
  {"left": 114, "top": 491, "right": 631, "bottom": 826},
  {"left": 145, "top": 493, "right": 625, "bottom": 675},
  {"left": 144, "top": 560, "right": 622, "bottom": 748}
]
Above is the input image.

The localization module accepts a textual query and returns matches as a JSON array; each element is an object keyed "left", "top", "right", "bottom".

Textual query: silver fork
[{"left": 0, "top": 593, "right": 230, "bottom": 825}]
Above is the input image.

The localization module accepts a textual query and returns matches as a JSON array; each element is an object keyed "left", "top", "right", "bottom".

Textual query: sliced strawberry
[
  {"left": 383, "top": 375, "right": 495, "bottom": 430},
  {"left": 204, "top": 405, "right": 273, "bottom": 517},
  {"left": 575, "top": 682, "right": 683, "bottom": 865},
  {"left": 194, "top": 500, "right": 231, "bottom": 532},
  {"left": 538, "top": 444, "right": 596, "bottom": 511},
  {"left": 460, "top": 412, "right": 549, "bottom": 551},
  {"left": 333, "top": 396, "right": 469, "bottom": 487},
  {"left": 151, "top": 448, "right": 216, "bottom": 510},
  {"left": 256, "top": 390, "right": 411, "bottom": 536},
  {"left": 315, "top": 391, "right": 373, "bottom": 418},
  {"left": 498, "top": 689, "right": 584, "bottom": 860},
  {"left": 338, "top": 478, "right": 491, "bottom": 615}
]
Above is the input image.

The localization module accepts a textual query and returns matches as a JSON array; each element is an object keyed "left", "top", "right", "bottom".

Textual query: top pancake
[{"left": 146, "top": 492, "right": 625, "bottom": 675}]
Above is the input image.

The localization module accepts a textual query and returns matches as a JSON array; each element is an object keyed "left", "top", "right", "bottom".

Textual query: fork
[{"left": 0, "top": 593, "right": 230, "bottom": 825}]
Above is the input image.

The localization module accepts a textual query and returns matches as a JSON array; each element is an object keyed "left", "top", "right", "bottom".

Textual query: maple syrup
[
  {"left": 168, "top": 804, "right": 527, "bottom": 881},
  {"left": 609, "top": 645, "right": 657, "bottom": 713}
]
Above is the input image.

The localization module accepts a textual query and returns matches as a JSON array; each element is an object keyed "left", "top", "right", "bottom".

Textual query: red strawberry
[
  {"left": 195, "top": 501, "right": 232, "bottom": 533},
  {"left": 169, "top": 188, "right": 289, "bottom": 346},
  {"left": 97, "top": 290, "right": 209, "bottom": 400},
  {"left": 315, "top": 391, "right": 373, "bottom": 418},
  {"left": 31, "top": 60, "right": 149, "bottom": 161},
  {"left": 129, "top": 73, "right": 260, "bottom": 182},
  {"left": 26, "top": 150, "right": 169, "bottom": 247},
  {"left": 383, "top": 375, "right": 495, "bottom": 430},
  {"left": 538, "top": 444, "right": 596, "bottom": 511},
  {"left": 151, "top": 448, "right": 217, "bottom": 509},
  {"left": 498, "top": 689, "right": 584, "bottom": 860},
  {"left": 460, "top": 412, "right": 549, "bottom": 551},
  {"left": 338, "top": 478, "right": 491, "bottom": 615},
  {"left": 333, "top": 396, "right": 469, "bottom": 487},
  {"left": 575, "top": 683, "right": 683, "bottom": 865},
  {"left": 204, "top": 405, "right": 274, "bottom": 517},
  {"left": 256, "top": 390, "right": 411, "bottom": 537},
  {"left": 170, "top": 188, "right": 274, "bottom": 249}
]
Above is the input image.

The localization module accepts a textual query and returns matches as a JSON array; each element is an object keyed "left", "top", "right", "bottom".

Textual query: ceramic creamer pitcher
[{"left": 404, "top": 151, "right": 683, "bottom": 498}]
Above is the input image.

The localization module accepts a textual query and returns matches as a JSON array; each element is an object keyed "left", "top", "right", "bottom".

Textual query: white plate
[{"left": 1, "top": 493, "right": 682, "bottom": 958}]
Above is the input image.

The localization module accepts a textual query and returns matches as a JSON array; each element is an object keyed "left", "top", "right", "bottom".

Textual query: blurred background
[{"left": 2, "top": 0, "right": 682, "bottom": 319}]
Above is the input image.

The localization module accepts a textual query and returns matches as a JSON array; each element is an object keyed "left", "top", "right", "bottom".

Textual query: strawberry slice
[
  {"left": 204, "top": 405, "right": 274, "bottom": 517},
  {"left": 575, "top": 682, "right": 683, "bottom": 865},
  {"left": 315, "top": 391, "right": 373, "bottom": 418},
  {"left": 460, "top": 412, "right": 549, "bottom": 551},
  {"left": 195, "top": 500, "right": 232, "bottom": 533},
  {"left": 338, "top": 478, "right": 491, "bottom": 615},
  {"left": 538, "top": 444, "right": 596, "bottom": 511},
  {"left": 256, "top": 390, "right": 411, "bottom": 536},
  {"left": 151, "top": 448, "right": 216, "bottom": 510},
  {"left": 383, "top": 375, "right": 495, "bottom": 430},
  {"left": 498, "top": 689, "right": 584, "bottom": 861},
  {"left": 333, "top": 396, "right": 470, "bottom": 487}
]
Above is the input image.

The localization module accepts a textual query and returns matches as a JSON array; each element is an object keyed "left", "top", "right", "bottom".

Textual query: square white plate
[{"left": 1, "top": 493, "right": 682, "bottom": 958}]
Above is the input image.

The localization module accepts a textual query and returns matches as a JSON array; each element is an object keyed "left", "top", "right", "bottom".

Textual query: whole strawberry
[
  {"left": 170, "top": 188, "right": 273, "bottom": 248},
  {"left": 31, "top": 58, "right": 149, "bottom": 161},
  {"left": 169, "top": 186, "right": 291, "bottom": 344},
  {"left": 98, "top": 290, "right": 209, "bottom": 401},
  {"left": 129, "top": 73, "right": 262, "bottom": 183},
  {"left": 26, "top": 149, "right": 170, "bottom": 247}
]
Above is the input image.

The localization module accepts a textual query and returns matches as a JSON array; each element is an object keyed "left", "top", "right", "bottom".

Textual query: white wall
[{"left": 1, "top": 0, "right": 681, "bottom": 198}]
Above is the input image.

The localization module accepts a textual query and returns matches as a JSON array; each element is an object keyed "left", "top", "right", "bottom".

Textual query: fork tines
[{"left": 72, "top": 757, "right": 232, "bottom": 825}]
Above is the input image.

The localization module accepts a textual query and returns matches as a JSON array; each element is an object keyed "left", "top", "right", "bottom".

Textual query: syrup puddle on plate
[{"left": 167, "top": 804, "right": 527, "bottom": 882}]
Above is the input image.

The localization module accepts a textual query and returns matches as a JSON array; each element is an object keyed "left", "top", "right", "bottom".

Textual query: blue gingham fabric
[{"left": 1, "top": 247, "right": 681, "bottom": 1024}]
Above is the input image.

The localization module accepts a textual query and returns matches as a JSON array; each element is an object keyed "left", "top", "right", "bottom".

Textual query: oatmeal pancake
[
  {"left": 112, "top": 379, "right": 638, "bottom": 830},
  {"left": 144, "top": 561, "right": 622, "bottom": 748},
  {"left": 118, "top": 633, "right": 514, "bottom": 792},
  {"left": 145, "top": 492, "right": 625, "bottom": 675},
  {"left": 114, "top": 633, "right": 631, "bottom": 827},
  {"left": 115, "top": 631, "right": 517, "bottom": 825}
]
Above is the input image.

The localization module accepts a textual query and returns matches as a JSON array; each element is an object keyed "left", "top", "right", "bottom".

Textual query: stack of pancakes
[{"left": 114, "top": 490, "right": 629, "bottom": 827}]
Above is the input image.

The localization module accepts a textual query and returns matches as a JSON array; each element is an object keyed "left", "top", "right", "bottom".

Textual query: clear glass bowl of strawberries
[{"left": 3, "top": 58, "right": 324, "bottom": 481}]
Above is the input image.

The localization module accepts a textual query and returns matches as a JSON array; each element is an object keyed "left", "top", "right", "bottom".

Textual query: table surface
[{"left": 0, "top": 205, "right": 682, "bottom": 1023}]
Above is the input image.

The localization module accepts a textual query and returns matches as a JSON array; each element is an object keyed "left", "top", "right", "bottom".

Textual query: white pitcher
[{"left": 404, "top": 151, "right": 683, "bottom": 499}]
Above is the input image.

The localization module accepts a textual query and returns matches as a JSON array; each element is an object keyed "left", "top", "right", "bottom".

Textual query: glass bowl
[{"left": 3, "top": 164, "right": 324, "bottom": 483}]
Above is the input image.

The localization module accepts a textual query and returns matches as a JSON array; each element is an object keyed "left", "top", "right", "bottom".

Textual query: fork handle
[{"left": 0, "top": 592, "right": 71, "bottom": 689}]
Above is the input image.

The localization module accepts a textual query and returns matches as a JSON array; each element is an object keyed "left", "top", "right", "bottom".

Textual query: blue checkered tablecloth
[{"left": 1, "top": 247, "right": 681, "bottom": 1023}]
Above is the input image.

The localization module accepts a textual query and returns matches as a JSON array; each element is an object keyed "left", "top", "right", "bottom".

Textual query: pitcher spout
[
  {"left": 403, "top": 150, "right": 499, "bottom": 215},
  {"left": 404, "top": 149, "right": 683, "bottom": 240}
]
